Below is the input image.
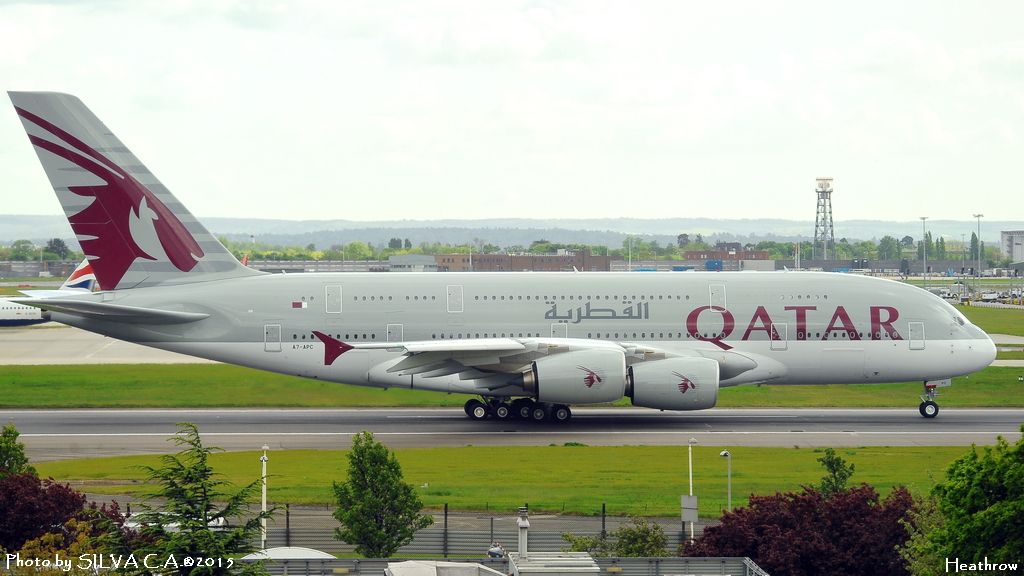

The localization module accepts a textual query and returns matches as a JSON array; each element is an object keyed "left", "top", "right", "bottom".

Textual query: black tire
[
  {"left": 550, "top": 404, "right": 572, "bottom": 423},
  {"left": 464, "top": 400, "right": 475, "bottom": 416},
  {"left": 531, "top": 404, "right": 548, "bottom": 422},
  {"left": 466, "top": 399, "right": 489, "bottom": 421},
  {"left": 493, "top": 403, "right": 512, "bottom": 420},
  {"left": 921, "top": 400, "right": 939, "bottom": 419},
  {"left": 513, "top": 398, "right": 535, "bottom": 420}
]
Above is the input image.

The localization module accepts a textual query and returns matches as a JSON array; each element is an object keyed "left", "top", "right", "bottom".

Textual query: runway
[{"left": 7, "top": 407, "right": 1023, "bottom": 461}]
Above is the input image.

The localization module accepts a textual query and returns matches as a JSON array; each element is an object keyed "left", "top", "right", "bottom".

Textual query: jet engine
[
  {"left": 627, "top": 357, "right": 720, "bottom": 410},
  {"left": 522, "top": 349, "right": 627, "bottom": 405}
]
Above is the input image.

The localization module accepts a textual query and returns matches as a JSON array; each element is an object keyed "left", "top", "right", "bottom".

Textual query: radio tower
[{"left": 813, "top": 177, "right": 835, "bottom": 261}]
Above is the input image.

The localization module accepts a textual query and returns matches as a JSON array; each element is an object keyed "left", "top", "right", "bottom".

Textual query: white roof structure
[
  {"left": 241, "top": 547, "right": 336, "bottom": 561},
  {"left": 385, "top": 560, "right": 506, "bottom": 576}
]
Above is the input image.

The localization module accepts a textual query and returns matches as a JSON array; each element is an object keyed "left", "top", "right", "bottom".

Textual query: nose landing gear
[{"left": 918, "top": 382, "right": 940, "bottom": 418}]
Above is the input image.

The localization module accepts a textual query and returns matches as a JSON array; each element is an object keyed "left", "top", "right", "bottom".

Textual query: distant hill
[{"left": 1, "top": 214, "right": 1018, "bottom": 249}]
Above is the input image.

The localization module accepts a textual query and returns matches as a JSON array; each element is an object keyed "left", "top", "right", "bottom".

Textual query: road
[{"left": 6, "top": 407, "right": 1022, "bottom": 461}]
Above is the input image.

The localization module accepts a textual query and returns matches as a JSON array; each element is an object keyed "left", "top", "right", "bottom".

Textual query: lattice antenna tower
[{"left": 813, "top": 177, "right": 835, "bottom": 261}]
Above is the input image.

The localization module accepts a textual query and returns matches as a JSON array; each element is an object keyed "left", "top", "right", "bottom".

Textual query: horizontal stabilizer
[
  {"left": 17, "top": 289, "right": 88, "bottom": 299},
  {"left": 11, "top": 298, "right": 209, "bottom": 324}
]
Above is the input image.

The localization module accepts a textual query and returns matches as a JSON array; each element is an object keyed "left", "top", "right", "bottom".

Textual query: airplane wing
[{"left": 314, "top": 332, "right": 768, "bottom": 389}]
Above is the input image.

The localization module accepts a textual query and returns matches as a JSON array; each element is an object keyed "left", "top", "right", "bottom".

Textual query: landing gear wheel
[
  {"left": 531, "top": 404, "right": 549, "bottom": 422},
  {"left": 550, "top": 404, "right": 572, "bottom": 423},
  {"left": 513, "top": 398, "right": 535, "bottom": 420},
  {"left": 492, "top": 402, "right": 512, "bottom": 420},
  {"left": 918, "top": 382, "right": 940, "bottom": 419},
  {"left": 465, "top": 399, "right": 489, "bottom": 421}
]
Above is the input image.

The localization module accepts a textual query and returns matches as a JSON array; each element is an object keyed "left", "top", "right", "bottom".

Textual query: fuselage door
[
  {"left": 387, "top": 323, "right": 404, "bottom": 342},
  {"left": 264, "top": 324, "right": 281, "bottom": 352},
  {"left": 447, "top": 285, "right": 464, "bottom": 313},
  {"left": 710, "top": 284, "right": 727, "bottom": 309},
  {"left": 325, "top": 285, "right": 342, "bottom": 314},
  {"left": 770, "top": 323, "right": 788, "bottom": 351},
  {"left": 551, "top": 323, "right": 568, "bottom": 338},
  {"left": 909, "top": 321, "right": 925, "bottom": 350}
]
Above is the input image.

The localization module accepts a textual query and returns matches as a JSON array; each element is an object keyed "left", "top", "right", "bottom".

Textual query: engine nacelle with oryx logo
[
  {"left": 628, "top": 357, "right": 720, "bottom": 410},
  {"left": 522, "top": 349, "right": 627, "bottom": 405}
]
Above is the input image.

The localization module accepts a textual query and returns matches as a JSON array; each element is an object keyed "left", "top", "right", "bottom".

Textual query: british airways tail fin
[
  {"left": 8, "top": 91, "right": 262, "bottom": 291},
  {"left": 19, "top": 259, "right": 94, "bottom": 298},
  {"left": 60, "top": 258, "right": 96, "bottom": 291}
]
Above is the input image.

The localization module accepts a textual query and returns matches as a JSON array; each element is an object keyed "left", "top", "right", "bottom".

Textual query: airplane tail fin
[
  {"left": 8, "top": 91, "right": 262, "bottom": 291},
  {"left": 61, "top": 259, "right": 97, "bottom": 291}
]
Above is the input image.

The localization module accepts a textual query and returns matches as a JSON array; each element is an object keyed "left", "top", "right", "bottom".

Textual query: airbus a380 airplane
[{"left": 8, "top": 92, "right": 996, "bottom": 421}]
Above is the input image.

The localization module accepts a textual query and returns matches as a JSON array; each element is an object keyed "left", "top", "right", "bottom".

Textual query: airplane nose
[{"left": 974, "top": 336, "right": 997, "bottom": 371}]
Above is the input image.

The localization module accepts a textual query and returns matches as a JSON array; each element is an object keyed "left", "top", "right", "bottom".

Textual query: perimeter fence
[
  {"left": 264, "top": 503, "right": 716, "bottom": 557},
  {"left": 253, "top": 557, "right": 768, "bottom": 576}
]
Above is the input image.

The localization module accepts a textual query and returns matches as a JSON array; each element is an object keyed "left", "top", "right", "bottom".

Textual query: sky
[{"left": 1, "top": 0, "right": 1022, "bottom": 224}]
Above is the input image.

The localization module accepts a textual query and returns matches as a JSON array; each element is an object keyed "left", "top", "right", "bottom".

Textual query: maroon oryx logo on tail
[
  {"left": 673, "top": 371, "right": 697, "bottom": 394},
  {"left": 577, "top": 366, "right": 603, "bottom": 388},
  {"left": 16, "top": 106, "right": 204, "bottom": 290}
]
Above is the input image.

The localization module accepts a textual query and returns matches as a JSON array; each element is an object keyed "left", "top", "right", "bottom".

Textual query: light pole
[
  {"left": 961, "top": 232, "right": 966, "bottom": 275},
  {"left": 719, "top": 450, "right": 732, "bottom": 512},
  {"left": 687, "top": 437, "right": 697, "bottom": 541},
  {"left": 919, "top": 217, "right": 929, "bottom": 290},
  {"left": 260, "top": 445, "right": 269, "bottom": 550},
  {"left": 973, "top": 214, "right": 984, "bottom": 295}
]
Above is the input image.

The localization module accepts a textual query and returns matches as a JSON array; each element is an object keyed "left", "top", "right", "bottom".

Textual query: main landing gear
[
  {"left": 918, "top": 382, "right": 939, "bottom": 418},
  {"left": 463, "top": 397, "right": 572, "bottom": 423}
]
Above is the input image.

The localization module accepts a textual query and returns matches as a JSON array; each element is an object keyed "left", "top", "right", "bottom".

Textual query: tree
[
  {"left": 898, "top": 496, "right": 948, "bottom": 576},
  {"left": 0, "top": 473, "right": 86, "bottom": 551},
  {"left": 970, "top": 233, "right": 979, "bottom": 261},
  {"left": 333, "top": 431, "right": 433, "bottom": 557},
  {"left": 901, "top": 235, "right": 915, "bottom": 249},
  {"left": 45, "top": 238, "right": 70, "bottom": 260},
  {"left": 563, "top": 517, "right": 667, "bottom": 557},
  {"left": 817, "top": 448, "right": 855, "bottom": 498},
  {"left": 923, "top": 427, "right": 1024, "bottom": 565},
  {"left": 10, "top": 517, "right": 101, "bottom": 576},
  {"left": 132, "top": 423, "right": 272, "bottom": 574},
  {"left": 388, "top": 238, "right": 403, "bottom": 250},
  {"left": 9, "top": 239, "right": 36, "bottom": 261},
  {"left": 0, "top": 423, "right": 35, "bottom": 478},
  {"left": 403, "top": 238, "right": 412, "bottom": 250},
  {"left": 878, "top": 236, "right": 900, "bottom": 260},
  {"left": 345, "top": 241, "right": 372, "bottom": 261},
  {"left": 683, "top": 485, "right": 913, "bottom": 576}
]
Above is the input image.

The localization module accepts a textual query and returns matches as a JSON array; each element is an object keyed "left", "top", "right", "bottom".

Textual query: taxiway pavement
[{"left": 6, "top": 407, "right": 1022, "bottom": 461}]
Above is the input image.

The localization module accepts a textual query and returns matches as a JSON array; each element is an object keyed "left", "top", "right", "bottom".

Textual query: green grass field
[
  {"left": 2, "top": 364, "right": 1022, "bottom": 408},
  {"left": 958, "top": 305, "right": 1024, "bottom": 336},
  {"left": 0, "top": 285, "right": 47, "bottom": 296},
  {"left": 35, "top": 445, "right": 979, "bottom": 517}
]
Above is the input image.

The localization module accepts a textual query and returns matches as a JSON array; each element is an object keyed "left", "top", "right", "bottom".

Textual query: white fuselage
[{"left": 50, "top": 271, "right": 996, "bottom": 402}]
